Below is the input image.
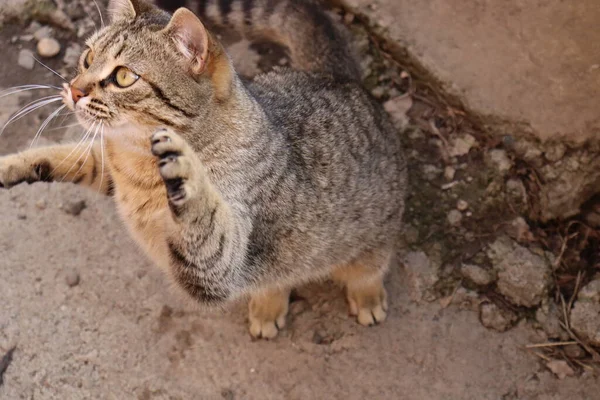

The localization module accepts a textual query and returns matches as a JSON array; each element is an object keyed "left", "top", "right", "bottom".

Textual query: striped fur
[{"left": 0, "top": 0, "right": 407, "bottom": 339}]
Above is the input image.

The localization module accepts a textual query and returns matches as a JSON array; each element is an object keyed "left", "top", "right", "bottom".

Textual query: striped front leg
[{"left": 0, "top": 141, "right": 112, "bottom": 194}]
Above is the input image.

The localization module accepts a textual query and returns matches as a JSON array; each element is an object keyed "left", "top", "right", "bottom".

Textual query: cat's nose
[{"left": 71, "top": 87, "right": 88, "bottom": 104}]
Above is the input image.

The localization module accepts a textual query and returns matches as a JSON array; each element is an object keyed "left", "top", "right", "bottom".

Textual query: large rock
[
  {"left": 339, "top": 0, "right": 600, "bottom": 144},
  {"left": 487, "top": 237, "right": 551, "bottom": 307}
]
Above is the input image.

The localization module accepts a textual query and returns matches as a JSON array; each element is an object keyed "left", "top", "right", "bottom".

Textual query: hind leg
[{"left": 332, "top": 250, "right": 391, "bottom": 326}]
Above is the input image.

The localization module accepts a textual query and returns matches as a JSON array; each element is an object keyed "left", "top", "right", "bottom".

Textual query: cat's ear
[
  {"left": 162, "top": 8, "right": 210, "bottom": 74},
  {"left": 108, "top": 0, "right": 138, "bottom": 23}
]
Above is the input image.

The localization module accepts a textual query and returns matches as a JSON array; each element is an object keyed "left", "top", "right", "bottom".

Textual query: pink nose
[{"left": 71, "top": 87, "right": 88, "bottom": 103}]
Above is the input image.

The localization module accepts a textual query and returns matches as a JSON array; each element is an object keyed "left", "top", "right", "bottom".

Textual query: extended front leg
[
  {"left": 0, "top": 142, "right": 112, "bottom": 194},
  {"left": 150, "top": 129, "right": 247, "bottom": 306}
]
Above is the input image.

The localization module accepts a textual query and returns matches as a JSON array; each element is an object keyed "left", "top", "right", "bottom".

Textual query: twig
[{"left": 525, "top": 341, "right": 578, "bottom": 349}]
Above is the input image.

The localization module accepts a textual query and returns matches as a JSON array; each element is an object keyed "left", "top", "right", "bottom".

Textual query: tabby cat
[{"left": 0, "top": 0, "right": 407, "bottom": 339}]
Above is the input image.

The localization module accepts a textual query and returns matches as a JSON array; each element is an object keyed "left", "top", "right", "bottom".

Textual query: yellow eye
[
  {"left": 114, "top": 67, "right": 139, "bottom": 88},
  {"left": 84, "top": 50, "right": 94, "bottom": 68}
]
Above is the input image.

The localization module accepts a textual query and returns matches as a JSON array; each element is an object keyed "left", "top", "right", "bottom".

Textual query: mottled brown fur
[{"left": 0, "top": 0, "right": 407, "bottom": 339}]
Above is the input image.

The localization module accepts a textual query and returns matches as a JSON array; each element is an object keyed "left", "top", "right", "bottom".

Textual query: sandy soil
[{"left": 1, "top": 2, "right": 600, "bottom": 399}]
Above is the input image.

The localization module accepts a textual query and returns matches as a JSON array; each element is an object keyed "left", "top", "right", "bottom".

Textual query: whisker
[
  {"left": 30, "top": 104, "right": 66, "bottom": 148},
  {"left": 0, "top": 96, "right": 62, "bottom": 135},
  {"left": 73, "top": 123, "right": 102, "bottom": 180},
  {"left": 52, "top": 121, "right": 96, "bottom": 176},
  {"left": 91, "top": 0, "right": 105, "bottom": 28},
  {"left": 62, "top": 122, "right": 101, "bottom": 182},
  {"left": 45, "top": 121, "right": 83, "bottom": 132},
  {"left": 0, "top": 85, "right": 62, "bottom": 99},
  {"left": 98, "top": 124, "right": 105, "bottom": 194},
  {"left": 31, "top": 56, "right": 68, "bottom": 82}
]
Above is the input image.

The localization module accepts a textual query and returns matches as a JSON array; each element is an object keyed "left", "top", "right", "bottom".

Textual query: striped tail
[{"left": 154, "top": 0, "right": 361, "bottom": 81}]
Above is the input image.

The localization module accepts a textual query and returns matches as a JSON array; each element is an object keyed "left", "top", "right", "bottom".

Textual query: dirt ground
[{"left": 1, "top": 1, "right": 600, "bottom": 399}]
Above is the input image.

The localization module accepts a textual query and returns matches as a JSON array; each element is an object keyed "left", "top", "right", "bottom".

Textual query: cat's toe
[
  {"left": 151, "top": 129, "right": 193, "bottom": 207},
  {"left": 347, "top": 286, "right": 388, "bottom": 327}
]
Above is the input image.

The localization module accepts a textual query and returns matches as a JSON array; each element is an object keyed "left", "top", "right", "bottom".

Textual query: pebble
[
  {"left": 62, "top": 200, "right": 87, "bottom": 216},
  {"left": 18, "top": 49, "right": 35, "bottom": 70},
  {"left": 65, "top": 270, "right": 80, "bottom": 287},
  {"left": 447, "top": 210, "right": 462, "bottom": 226},
  {"left": 456, "top": 199, "right": 468, "bottom": 211},
  {"left": 33, "top": 26, "right": 52, "bottom": 41},
  {"left": 479, "top": 302, "right": 517, "bottom": 332},
  {"left": 37, "top": 38, "right": 61, "bottom": 58},
  {"left": 444, "top": 166, "right": 456, "bottom": 181},
  {"left": 63, "top": 43, "right": 82, "bottom": 67},
  {"left": 17, "top": 213, "right": 27, "bottom": 220},
  {"left": 35, "top": 199, "right": 47, "bottom": 210},
  {"left": 544, "top": 143, "right": 566, "bottom": 162},
  {"left": 448, "top": 134, "right": 477, "bottom": 157},
  {"left": 545, "top": 360, "right": 575, "bottom": 380},
  {"left": 487, "top": 149, "right": 511, "bottom": 174},
  {"left": 563, "top": 344, "right": 586, "bottom": 359},
  {"left": 343, "top": 12, "right": 355, "bottom": 24},
  {"left": 461, "top": 264, "right": 495, "bottom": 286}
]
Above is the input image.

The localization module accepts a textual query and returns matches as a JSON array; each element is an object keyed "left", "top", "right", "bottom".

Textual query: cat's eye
[
  {"left": 83, "top": 50, "right": 94, "bottom": 69},
  {"left": 114, "top": 67, "right": 139, "bottom": 88}
]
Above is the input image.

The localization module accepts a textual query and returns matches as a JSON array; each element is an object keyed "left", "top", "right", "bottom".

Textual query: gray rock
[
  {"left": 422, "top": 164, "right": 442, "bottom": 181},
  {"left": 570, "top": 277, "right": 600, "bottom": 346},
  {"left": 402, "top": 251, "right": 438, "bottom": 303},
  {"left": 461, "top": 264, "right": 495, "bottom": 286},
  {"left": 456, "top": 199, "right": 468, "bottom": 211},
  {"left": 448, "top": 134, "right": 477, "bottom": 157},
  {"left": 488, "top": 237, "right": 551, "bottom": 307},
  {"left": 17, "top": 49, "right": 35, "bottom": 70},
  {"left": 33, "top": 26, "right": 51, "bottom": 41},
  {"left": 544, "top": 143, "right": 566, "bottom": 162},
  {"left": 505, "top": 179, "right": 528, "bottom": 210},
  {"left": 447, "top": 210, "right": 463, "bottom": 226},
  {"left": 479, "top": 302, "right": 518, "bottom": 332},
  {"left": 37, "top": 37, "right": 60, "bottom": 58},
  {"left": 535, "top": 300, "right": 569, "bottom": 340},
  {"left": 487, "top": 149, "right": 511, "bottom": 174},
  {"left": 62, "top": 43, "right": 81, "bottom": 67}
]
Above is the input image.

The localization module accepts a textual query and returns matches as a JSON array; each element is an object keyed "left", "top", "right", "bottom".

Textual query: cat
[{"left": 0, "top": 0, "right": 407, "bottom": 339}]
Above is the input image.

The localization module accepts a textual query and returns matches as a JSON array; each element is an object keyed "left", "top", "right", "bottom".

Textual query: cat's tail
[{"left": 154, "top": 0, "right": 361, "bottom": 81}]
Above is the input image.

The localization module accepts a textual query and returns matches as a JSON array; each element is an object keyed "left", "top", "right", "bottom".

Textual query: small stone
[
  {"left": 461, "top": 264, "right": 495, "bottom": 286},
  {"left": 505, "top": 217, "right": 534, "bottom": 243},
  {"left": 383, "top": 96, "right": 412, "bottom": 128},
  {"left": 444, "top": 166, "right": 456, "bottom": 181},
  {"left": 402, "top": 251, "right": 439, "bottom": 303},
  {"left": 564, "top": 344, "right": 586, "bottom": 359},
  {"left": 37, "top": 37, "right": 61, "bottom": 58},
  {"left": 479, "top": 302, "right": 518, "bottom": 332},
  {"left": 544, "top": 143, "right": 566, "bottom": 162},
  {"left": 571, "top": 277, "right": 600, "bottom": 346},
  {"left": 343, "top": 12, "right": 355, "bottom": 24},
  {"left": 422, "top": 164, "right": 441, "bottom": 181},
  {"left": 20, "top": 34, "right": 34, "bottom": 42},
  {"left": 33, "top": 26, "right": 52, "bottom": 41},
  {"left": 448, "top": 134, "right": 477, "bottom": 157},
  {"left": 65, "top": 270, "right": 80, "bottom": 287},
  {"left": 62, "top": 200, "right": 86, "bottom": 216},
  {"left": 456, "top": 200, "right": 468, "bottom": 211},
  {"left": 545, "top": 360, "right": 575, "bottom": 380},
  {"left": 35, "top": 199, "right": 47, "bottom": 210},
  {"left": 278, "top": 57, "right": 288, "bottom": 66},
  {"left": 17, "top": 213, "right": 26, "bottom": 220},
  {"left": 63, "top": 43, "right": 82, "bottom": 67},
  {"left": 487, "top": 149, "right": 511, "bottom": 174},
  {"left": 18, "top": 49, "right": 35, "bottom": 70},
  {"left": 506, "top": 179, "right": 528, "bottom": 208},
  {"left": 535, "top": 300, "right": 569, "bottom": 340},
  {"left": 488, "top": 237, "right": 551, "bottom": 307},
  {"left": 221, "top": 389, "right": 235, "bottom": 400},
  {"left": 447, "top": 210, "right": 462, "bottom": 226},
  {"left": 370, "top": 86, "right": 386, "bottom": 99}
]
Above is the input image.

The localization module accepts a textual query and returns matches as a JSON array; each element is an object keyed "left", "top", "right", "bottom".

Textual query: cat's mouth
[{"left": 61, "top": 83, "right": 115, "bottom": 128}]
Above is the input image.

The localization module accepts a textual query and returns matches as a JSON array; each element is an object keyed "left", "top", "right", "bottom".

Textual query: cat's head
[{"left": 63, "top": 0, "right": 232, "bottom": 135}]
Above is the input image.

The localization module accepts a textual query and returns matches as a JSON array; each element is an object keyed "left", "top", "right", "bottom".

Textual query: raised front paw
[
  {"left": 151, "top": 128, "right": 198, "bottom": 208},
  {"left": 0, "top": 154, "right": 51, "bottom": 189}
]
